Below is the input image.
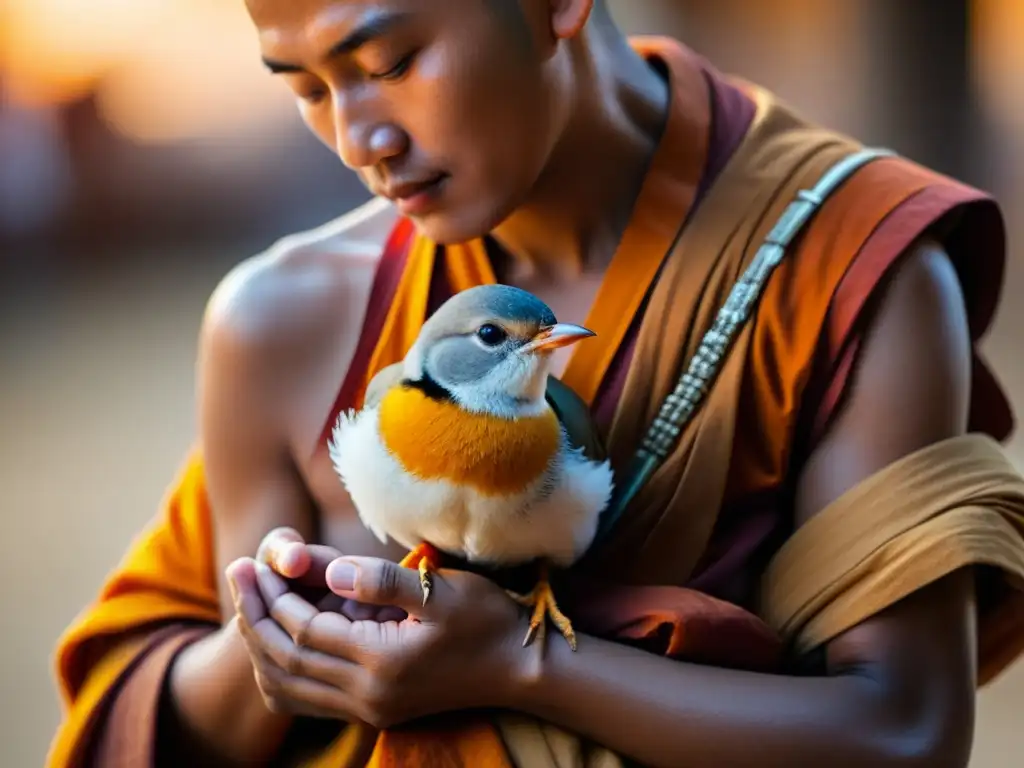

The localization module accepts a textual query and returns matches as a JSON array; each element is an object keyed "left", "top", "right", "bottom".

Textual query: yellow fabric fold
[
  {"left": 47, "top": 450, "right": 220, "bottom": 767},
  {"left": 760, "top": 434, "right": 1024, "bottom": 684},
  {"left": 361, "top": 236, "right": 437, "bottom": 408},
  {"left": 45, "top": 636, "right": 150, "bottom": 767},
  {"left": 444, "top": 239, "right": 497, "bottom": 292}
]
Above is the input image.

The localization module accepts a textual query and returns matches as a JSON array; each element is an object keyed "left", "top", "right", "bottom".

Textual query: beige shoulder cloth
[{"left": 760, "top": 434, "right": 1024, "bottom": 685}]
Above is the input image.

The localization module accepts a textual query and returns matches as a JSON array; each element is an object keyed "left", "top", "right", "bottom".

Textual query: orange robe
[{"left": 48, "top": 37, "right": 1019, "bottom": 768}]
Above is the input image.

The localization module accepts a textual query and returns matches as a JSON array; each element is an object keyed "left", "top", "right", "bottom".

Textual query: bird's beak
[{"left": 521, "top": 323, "right": 596, "bottom": 354}]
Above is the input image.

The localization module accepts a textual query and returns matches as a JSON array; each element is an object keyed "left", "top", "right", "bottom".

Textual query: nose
[{"left": 333, "top": 96, "right": 407, "bottom": 170}]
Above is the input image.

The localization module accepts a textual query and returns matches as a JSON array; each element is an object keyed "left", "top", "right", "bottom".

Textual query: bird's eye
[{"left": 476, "top": 323, "right": 507, "bottom": 346}]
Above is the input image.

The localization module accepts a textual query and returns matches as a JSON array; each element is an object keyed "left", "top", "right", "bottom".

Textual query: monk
[{"left": 49, "top": 1, "right": 1024, "bottom": 767}]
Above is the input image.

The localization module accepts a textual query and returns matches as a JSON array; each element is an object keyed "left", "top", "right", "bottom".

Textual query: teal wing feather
[{"left": 544, "top": 375, "right": 607, "bottom": 463}]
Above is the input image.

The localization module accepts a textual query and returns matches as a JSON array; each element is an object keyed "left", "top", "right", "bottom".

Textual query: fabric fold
[{"left": 760, "top": 434, "right": 1024, "bottom": 684}]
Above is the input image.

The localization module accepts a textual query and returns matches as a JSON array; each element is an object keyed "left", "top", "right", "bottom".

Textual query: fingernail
[{"left": 327, "top": 561, "right": 357, "bottom": 592}]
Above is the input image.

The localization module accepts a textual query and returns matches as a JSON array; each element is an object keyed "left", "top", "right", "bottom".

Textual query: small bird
[{"left": 329, "top": 284, "right": 614, "bottom": 650}]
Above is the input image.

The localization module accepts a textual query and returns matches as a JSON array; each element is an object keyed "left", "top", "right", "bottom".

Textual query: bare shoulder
[
  {"left": 794, "top": 237, "right": 971, "bottom": 524},
  {"left": 200, "top": 197, "right": 398, "bottom": 383}
]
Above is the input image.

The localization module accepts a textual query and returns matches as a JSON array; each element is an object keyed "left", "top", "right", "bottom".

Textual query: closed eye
[
  {"left": 370, "top": 50, "right": 418, "bottom": 81},
  {"left": 302, "top": 88, "right": 329, "bottom": 105}
]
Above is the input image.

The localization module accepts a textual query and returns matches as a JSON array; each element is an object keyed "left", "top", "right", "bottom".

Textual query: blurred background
[{"left": 1, "top": 0, "right": 1022, "bottom": 765}]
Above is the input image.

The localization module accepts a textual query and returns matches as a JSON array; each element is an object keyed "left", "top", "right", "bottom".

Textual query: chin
[
  {"left": 409, "top": 215, "right": 480, "bottom": 246},
  {"left": 410, "top": 197, "right": 519, "bottom": 245}
]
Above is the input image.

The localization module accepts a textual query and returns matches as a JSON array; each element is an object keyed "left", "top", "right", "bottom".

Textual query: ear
[{"left": 549, "top": 0, "right": 594, "bottom": 40}]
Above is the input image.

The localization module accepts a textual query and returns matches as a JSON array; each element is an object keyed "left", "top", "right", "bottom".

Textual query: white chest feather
[{"left": 328, "top": 407, "right": 614, "bottom": 567}]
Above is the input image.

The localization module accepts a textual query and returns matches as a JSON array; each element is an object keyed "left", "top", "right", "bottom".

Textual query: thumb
[{"left": 326, "top": 556, "right": 433, "bottom": 615}]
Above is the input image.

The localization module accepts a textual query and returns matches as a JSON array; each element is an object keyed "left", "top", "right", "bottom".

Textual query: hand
[
  {"left": 252, "top": 527, "right": 405, "bottom": 622},
  {"left": 227, "top": 555, "right": 526, "bottom": 728}
]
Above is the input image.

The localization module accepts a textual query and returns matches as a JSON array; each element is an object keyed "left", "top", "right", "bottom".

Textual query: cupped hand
[
  {"left": 227, "top": 555, "right": 528, "bottom": 728},
  {"left": 249, "top": 527, "right": 406, "bottom": 623}
]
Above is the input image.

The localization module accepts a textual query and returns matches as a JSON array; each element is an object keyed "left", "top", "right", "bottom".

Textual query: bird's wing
[
  {"left": 545, "top": 375, "right": 607, "bottom": 462},
  {"left": 363, "top": 362, "right": 405, "bottom": 408}
]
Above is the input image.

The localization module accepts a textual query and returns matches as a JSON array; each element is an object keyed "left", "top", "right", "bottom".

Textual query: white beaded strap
[{"left": 595, "top": 147, "right": 896, "bottom": 542}]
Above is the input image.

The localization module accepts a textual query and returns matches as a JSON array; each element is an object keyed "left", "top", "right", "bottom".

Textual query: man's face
[{"left": 246, "top": 0, "right": 572, "bottom": 243}]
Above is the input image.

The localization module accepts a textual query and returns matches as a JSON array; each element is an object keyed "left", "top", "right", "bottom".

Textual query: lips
[
  {"left": 383, "top": 173, "right": 446, "bottom": 202},
  {"left": 378, "top": 173, "right": 448, "bottom": 216}
]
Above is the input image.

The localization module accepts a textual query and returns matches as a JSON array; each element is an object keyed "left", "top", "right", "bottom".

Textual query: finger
[
  {"left": 230, "top": 612, "right": 292, "bottom": 705},
  {"left": 370, "top": 606, "right": 409, "bottom": 623},
  {"left": 342, "top": 600, "right": 384, "bottom": 622},
  {"left": 316, "top": 593, "right": 348, "bottom": 613},
  {"left": 326, "top": 557, "right": 437, "bottom": 616},
  {"left": 342, "top": 601, "right": 407, "bottom": 624},
  {"left": 246, "top": 593, "right": 360, "bottom": 687},
  {"left": 256, "top": 527, "right": 304, "bottom": 563},
  {"left": 316, "top": 595, "right": 407, "bottom": 624},
  {"left": 227, "top": 558, "right": 270, "bottom": 626},
  {"left": 338, "top": 601, "right": 408, "bottom": 624},
  {"left": 290, "top": 544, "right": 346, "bottom": 589},
  {"left": 255, "top": 562, "right": 363, "bottom": 662},
  {"left": 275, "top": 543, "right": 312, "bottom": 580},
  {"left": 254, "top": 560, "right": 316, "bottom": 642},
  {"left": 229, "top": 615, "right": 276, "bottom": 677},
  {"left": 255, "top": 662, "right": 362, "bottom": 721},
  {"left": 256, "top": 527, "right": 310, "bottom": 579}
]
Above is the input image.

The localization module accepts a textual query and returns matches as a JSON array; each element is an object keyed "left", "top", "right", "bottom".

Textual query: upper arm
[
  {"left": 197, "top": 256, "right": 319, "bottom": 621},
  {"left": 794, "top": 238, "right": 972, "bottom": 518},
  {"left": 792, "top": 239, "right": 977, "bottom": 761},
  {"left": 197, "top": 203, "right": 396, "bottom": 620}
]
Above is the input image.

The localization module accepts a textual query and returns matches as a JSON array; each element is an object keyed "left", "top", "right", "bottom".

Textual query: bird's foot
[
  {"left": 506, "top": 566, "right": 577, "bottom": 652},
  {"left": 398, "top": 542, "right": 441, "bottom": 606}
]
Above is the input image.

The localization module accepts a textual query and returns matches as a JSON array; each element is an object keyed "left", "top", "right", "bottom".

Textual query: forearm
[
  {"left": 510, "top": 631, "right": 950, "bottom": 768},
  {"left": 165, "top": 620, "right": 293, "bottom": 765}
]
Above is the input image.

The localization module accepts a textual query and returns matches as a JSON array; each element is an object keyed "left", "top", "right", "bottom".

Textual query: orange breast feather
[{"left": 378, "top": 386, "right": 561, "bottom": 496}]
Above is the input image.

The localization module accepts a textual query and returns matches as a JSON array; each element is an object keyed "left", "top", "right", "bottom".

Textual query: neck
[{"left": 491, "top": 25, "right": 671, "bottom": 282}]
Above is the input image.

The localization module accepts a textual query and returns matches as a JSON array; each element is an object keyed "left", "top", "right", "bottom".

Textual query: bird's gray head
[{"left": 403, "top": 284, "right": 594, "bottom": 417}]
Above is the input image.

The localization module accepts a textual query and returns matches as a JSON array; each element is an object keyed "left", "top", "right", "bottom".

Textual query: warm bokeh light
[
  {"left": 94, "top": 5, "right": 294, "bottom": 145},
  {"left": 0, "top": 0, "right": 293, "bottom": 143},
  {"left": 1, "top": 0, "right": 173, "bottom": 106},
  {"left": 972, "top": 0, "right": 1024, "bottom": 126}
]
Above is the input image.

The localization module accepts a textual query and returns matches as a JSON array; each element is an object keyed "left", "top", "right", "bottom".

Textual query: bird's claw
[
  {"left": 418, "top": 557, "right": 433, "bottom": 606},
  {"left": 399, "top": 542, "right": 441, "bottom": 607},
  {"left": 507, "top": 571, "right": 577, "bottom": 652}
]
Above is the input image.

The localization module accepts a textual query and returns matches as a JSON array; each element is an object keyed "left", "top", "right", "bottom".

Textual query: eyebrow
[{"left": 261, "top": 11, "right": 409, "bottom": 74}]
